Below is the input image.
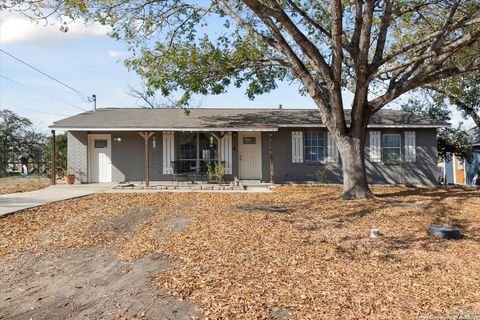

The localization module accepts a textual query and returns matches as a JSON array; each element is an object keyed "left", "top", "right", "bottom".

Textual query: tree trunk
[{"left": 336, "top": 133, "right": 374, "bottom": 200}]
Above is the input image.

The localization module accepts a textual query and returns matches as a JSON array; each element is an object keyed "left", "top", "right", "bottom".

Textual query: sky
[{"left": 0, "top": 11, "right": 473, "bottom": 134}]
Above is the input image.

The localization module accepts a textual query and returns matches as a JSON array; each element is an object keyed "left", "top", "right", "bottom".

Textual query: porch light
[
  {"left": 113, "top": 137, "right": 122, "bottom": 142},
  {"left": 153, "top": 136, "right": 157, "bottom": 149}
]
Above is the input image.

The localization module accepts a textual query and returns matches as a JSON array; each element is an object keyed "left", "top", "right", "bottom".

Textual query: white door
[
  {"left": 238, "top": 132, "right": 262, "bottom": 180},
  {"left": 89, "top": 134, "right": 112, "bottom": 183}
]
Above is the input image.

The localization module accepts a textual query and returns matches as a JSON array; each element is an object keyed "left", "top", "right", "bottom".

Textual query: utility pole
[{"left": 92, "top": 94, "right": 97, "bottom": 111}]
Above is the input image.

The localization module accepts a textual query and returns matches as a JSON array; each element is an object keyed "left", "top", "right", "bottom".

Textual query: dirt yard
[
  {"left": 0, "top": 176, "right": 50, "bottom": 195},
  {"left": 1, "top": 186, "right": 479, "bottom": 319}
]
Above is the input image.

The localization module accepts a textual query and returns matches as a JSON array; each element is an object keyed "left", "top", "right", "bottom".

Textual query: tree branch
[
  {"left": 371, "top": 0, "right": 393, "bottom": 69},
  {"left": 425, "top": 86, "right": 480, "bottom": 127},
  {"left": 369, "top": 56, "right": 480, "bottom": 115}
]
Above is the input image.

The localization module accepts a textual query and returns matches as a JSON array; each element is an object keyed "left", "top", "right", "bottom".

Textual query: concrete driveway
[{"left": 0, "top": 184, "right": 113, "bottom": 217}]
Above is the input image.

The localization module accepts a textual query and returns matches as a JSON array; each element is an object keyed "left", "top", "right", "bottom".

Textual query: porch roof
[{"left": 49, "top": 107, "right": 449, "bottom": 131}]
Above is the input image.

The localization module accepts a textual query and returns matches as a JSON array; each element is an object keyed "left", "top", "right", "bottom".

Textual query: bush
[{"left": 207, "top": 162, "right": 225, "bottom": 183}]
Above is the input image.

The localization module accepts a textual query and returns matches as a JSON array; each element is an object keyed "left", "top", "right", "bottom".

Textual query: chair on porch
[
  {"left": 171, "top": 161, "right": 201, "bottom": 184},
  {"left": 171, "top": 160, "right": 226, "bottom": 184}
]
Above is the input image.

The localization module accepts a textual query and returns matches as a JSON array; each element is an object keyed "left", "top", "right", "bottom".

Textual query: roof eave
[
  {"left": 49, "top": 123, "right": 449, "bottom": 131},
  {"left": 48, "top": 126, "right": 279, "bottom": 132}
]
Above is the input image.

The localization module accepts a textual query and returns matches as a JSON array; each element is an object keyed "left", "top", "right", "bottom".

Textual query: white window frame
[
  {"left": 382, "top": 133, "right": 402, "bottom": 162},
  {"left": 304, "top": 130, "right": 327, "bottom": 163}
]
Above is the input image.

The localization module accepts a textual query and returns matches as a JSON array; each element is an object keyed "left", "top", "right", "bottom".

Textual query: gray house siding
[
  {"left": 67, "top": 127, "right": 438, "bottom": 185},
  {"left": 110, "top": 131, "right": 161, "bottom": 182},
  {"left": 67, "top": 131, "right": 88, "bottom": 183},
  {"left": 231, "top": 133, "right": 239, "bottom": 178},
  {"left": 109, "top": 131, "right": 170, "bottom": 182},
  {"left": 364, "top": 129, "right": 438, "bottom": 185},
  {"left": 466, "top": 146, "right": 480, "bottom": 185},
  {"left": 67, "top": 131, "right": 168, "bottom": 183},
  {"left": 261, "top": 129, "right": 342, "bottom": 183},
  {"left": 261, "top": 128, "right": 438, "bottom": 185}
]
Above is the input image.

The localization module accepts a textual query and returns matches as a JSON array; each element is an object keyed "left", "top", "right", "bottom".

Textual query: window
[
  {"left": 177, "top": 133, "right": 217, "bottom": 173},
  {"left": 94, "top": 139, "right": 107, "bottom": 148},
  {"left": 458, "top": 158, "right": 464, "bottom": 169},
  {"left": 243, "top": 137, "right": 256, "bottom": 144},
  {"left": 382, "top": 134, "right": 401, "bottom": 161},
  {"left": 304, "top": 131, "right": 326, "bottom": 162}
]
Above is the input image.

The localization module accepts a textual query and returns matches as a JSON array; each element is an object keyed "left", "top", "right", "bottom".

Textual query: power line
[
  {"left": 0, "top": 48, "right": 91, "bottom": 103},
  {"left": 9, "top": 105, "right": 70, "bottom": 117},
  {"left": 0, "top": 74, "right": 88, "bottom": 112}
]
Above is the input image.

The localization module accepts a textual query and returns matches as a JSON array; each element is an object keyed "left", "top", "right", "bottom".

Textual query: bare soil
[
  {"left": 0, "top": 197, "right": 202, "bottom": 320},
  {"left": 0, "top": 176, "right": 50, "bottom": 195},
  {"left": 1, "top": 187, "right": 480, "bottom": 319}
]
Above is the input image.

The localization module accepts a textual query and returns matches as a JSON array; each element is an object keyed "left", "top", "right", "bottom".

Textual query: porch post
[
  {"left": 269, "top": 132, "right": 275, "bottom": 184},
  {"left": 51, "top": 130, "right": 56, "bottom": 185},
  {"left": 210, "top": 132, "right": 225, "bottom": 165},
  {"left": 138, "top": 132, "right": 154, "bottom": 187}
]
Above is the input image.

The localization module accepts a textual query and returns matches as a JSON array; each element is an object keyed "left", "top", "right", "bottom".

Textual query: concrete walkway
[
  {"left": 0, "top": 184, "right": 113, "bottom": 218},
  {"left": 0, "top": 183, "right": 272, "bottom": 218}
]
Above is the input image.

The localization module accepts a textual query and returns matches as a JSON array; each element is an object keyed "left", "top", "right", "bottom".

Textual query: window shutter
[
  {"left": 162, "top": 131, "right": 175, "bottom": 174},
  {"left": 291, "top": 131, "right": 303, "bottom": 163},
  {"left": 220, "top": 133, "right": 233, "bottom": 174},
  {"left": 369, "top": 131, "right": 382, "bottom": 162},
  {"left": 327, "top": 131, "right": 339, "bottom": 163},
  {"left": 404, "top": 131, "right": 416, "bottom": 162}
]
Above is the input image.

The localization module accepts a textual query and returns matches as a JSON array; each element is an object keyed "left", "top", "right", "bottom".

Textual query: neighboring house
[
  {"left": 438, "top": 127, "right": 480, "bottom": 186},
  {"left": 49, "top": 108, "right": 447, "bottom": 185},
  {"left": 466, "top": 127, "right": 480, "bottom": 185},
  {"left": 440, "top": 155, "right": 467, "bottom": 185}
]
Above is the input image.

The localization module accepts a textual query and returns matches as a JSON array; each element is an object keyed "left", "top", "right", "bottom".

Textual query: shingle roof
[{"left": 50, "top": 107, "right": 449, "bottom": 131}]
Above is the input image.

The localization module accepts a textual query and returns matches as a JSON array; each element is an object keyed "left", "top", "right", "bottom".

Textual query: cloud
[
  {"left": 108, "top": 50, "right": 127, "bottom": 59},
  {"left": 0, "top": 14, "right": 110, "bottom": 46}
]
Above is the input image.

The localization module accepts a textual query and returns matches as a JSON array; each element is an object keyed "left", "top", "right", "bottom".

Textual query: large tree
[
  {"left": 402, "top": 94, "right": 473, "bottom": 162},
  {"left": 0, "top": 110, "right": 32, "bottom": 176},
  {"left": 423, "top": 71, "right": 480, "bottom": 128},
  {"left": 7, "top": 0, "right": 480, "bottom": 198}
]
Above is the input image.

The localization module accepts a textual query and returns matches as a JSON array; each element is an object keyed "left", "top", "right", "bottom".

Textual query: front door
[
  {"left": 88, "top": 134, "right": 112, "bottom": 183},
  {"left": 238, "top": 132, "right": 262, "bottom": 180}
]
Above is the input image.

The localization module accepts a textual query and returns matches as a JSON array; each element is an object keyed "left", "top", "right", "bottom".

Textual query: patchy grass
[
  {"left": 1, "top": 186, "right": 480, "bottom": 319},
  {"left": 0, "top": 176, "right": 50, "bottom": 195}
]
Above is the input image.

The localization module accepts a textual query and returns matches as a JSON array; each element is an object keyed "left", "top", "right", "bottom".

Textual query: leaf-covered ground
[
  {"left": 1, "top": 186, "right": 479, "bottom": 319},
  {"left": 0, "top": 176, "right": 50, "bottom": 195}
]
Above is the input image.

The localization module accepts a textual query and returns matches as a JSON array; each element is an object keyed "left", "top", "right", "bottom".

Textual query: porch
[{"left": 53, "top": 129, "right": 276, "bottom": 186}]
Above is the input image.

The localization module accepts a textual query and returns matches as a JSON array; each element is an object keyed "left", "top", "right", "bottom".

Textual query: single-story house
[{"left": 49, "top": 108, "right": 448, "bottom": 185}]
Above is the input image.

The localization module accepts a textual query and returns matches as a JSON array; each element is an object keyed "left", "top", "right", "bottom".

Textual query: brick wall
[{"left": 67, "top": 131, "right": 88, "bottom": 183}]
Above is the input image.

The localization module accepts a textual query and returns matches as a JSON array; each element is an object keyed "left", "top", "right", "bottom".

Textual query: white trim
[
  {"left": 220, "top": 133, "right": 233, "bottom": 174},
  {"left": 88, "top": 134, "right": 112, "bottom": 183},
  {"left": 443, "top": 159, "right": 447, "bottom": 184},
  {"left": 327, "top": 131, "right": 339, "bottom": 163},
  {"left": 369, "top": 131, "right": 382, "bottom": 162},
  {"left": 453, "top": 154, "right": 457, "bottom": 184},
  {"left": 162, "top": 131, "right": 175, "bottom": 174},
  {"left": 51, "top": 127, "right": 279, "bottom": 132},
  {"left": 404, "top": 131, "right": 416, "bottom": 162},
  {"left": 291, "top": 131, "right": 304, "bottom": 163},
  {"left": 382, "top": 133, "right": 402, "bottom": 161}
]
